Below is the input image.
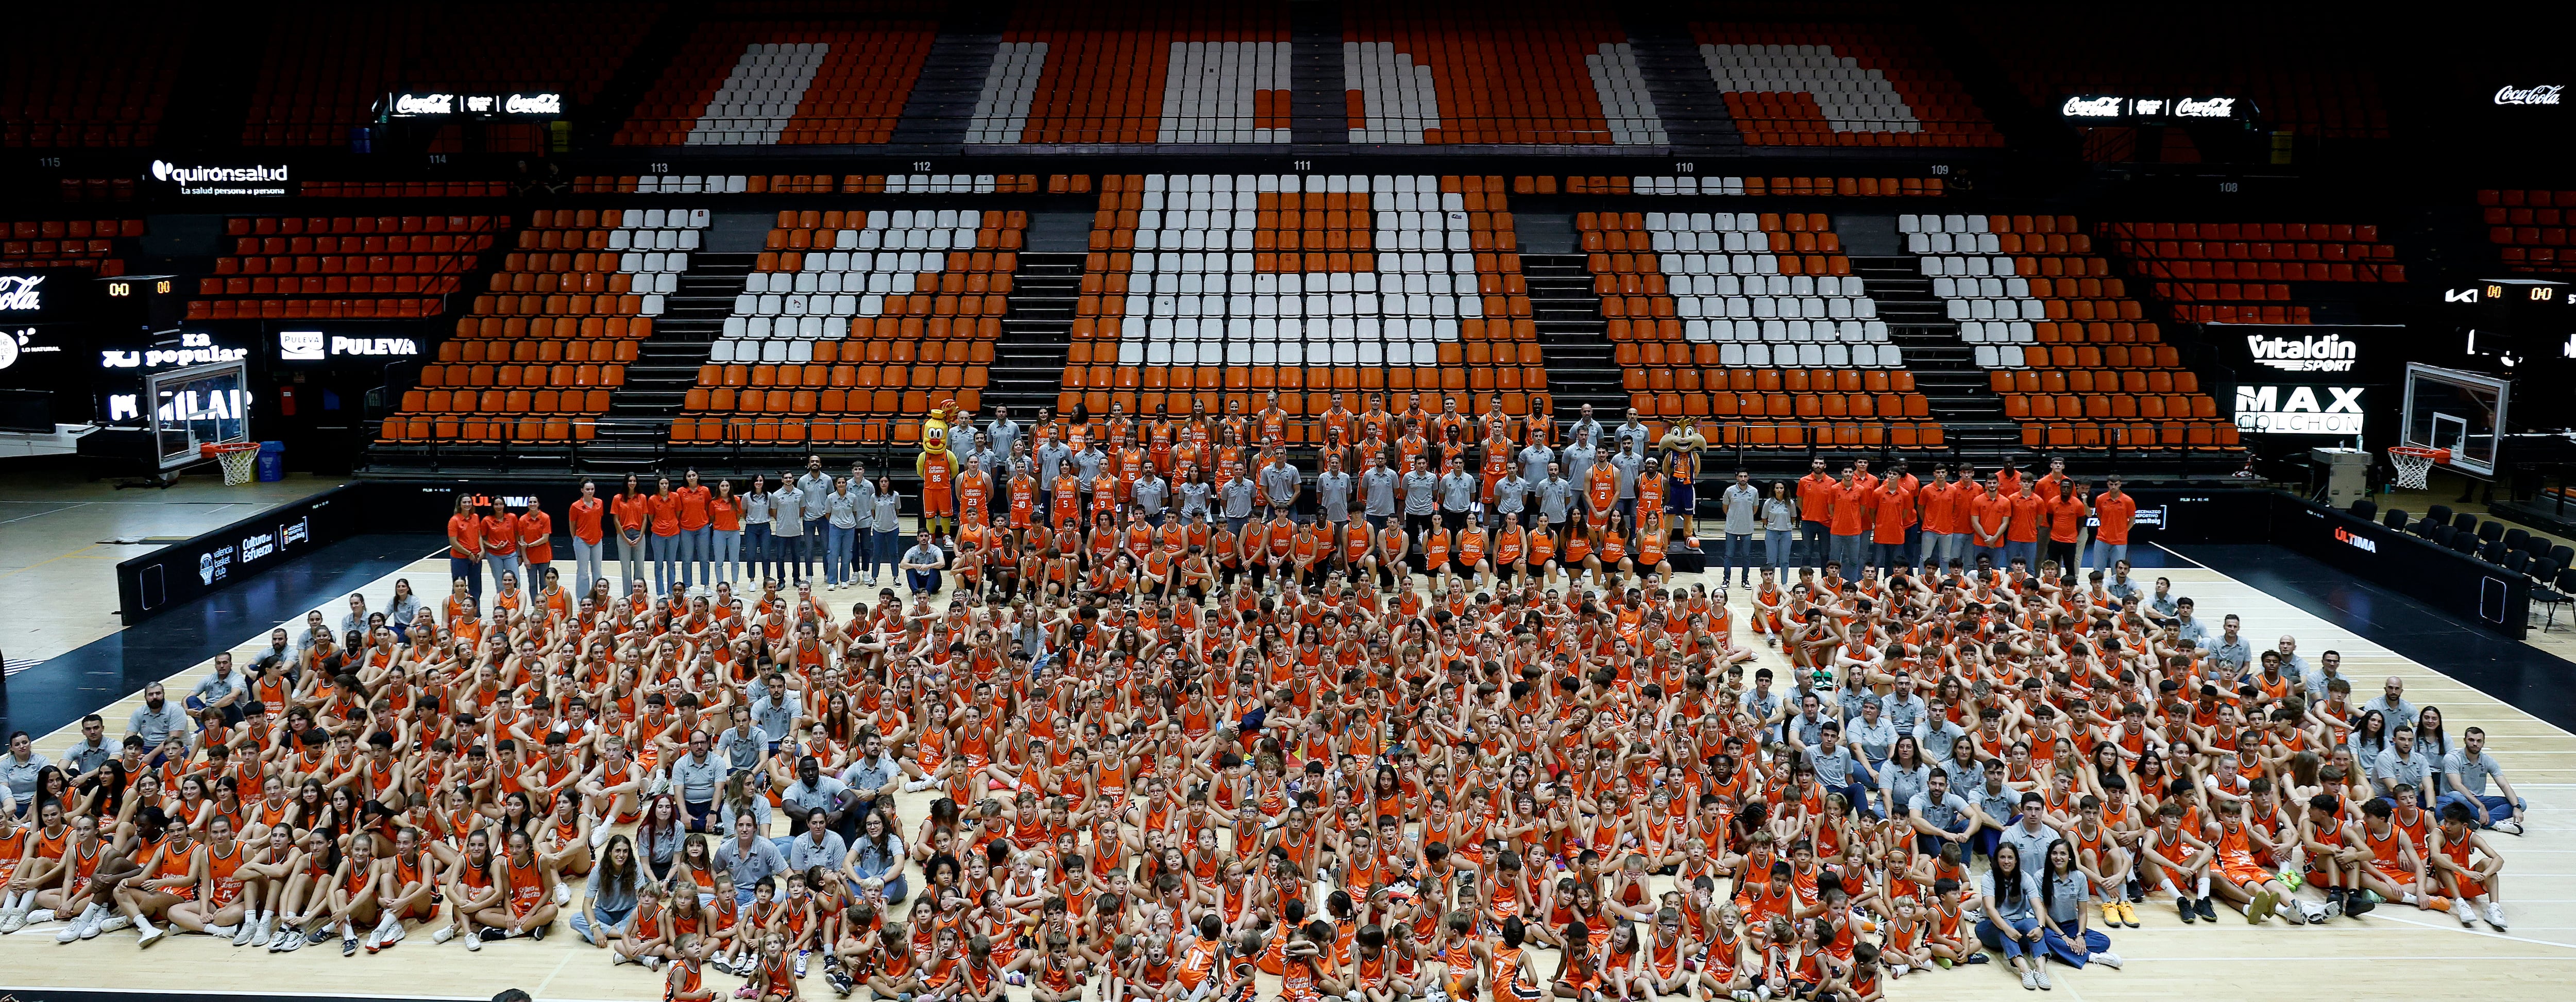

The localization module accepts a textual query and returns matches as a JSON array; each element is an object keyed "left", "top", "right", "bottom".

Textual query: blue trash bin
[{"left": 256, "top": 440, "right": 285, "bottom": 482}]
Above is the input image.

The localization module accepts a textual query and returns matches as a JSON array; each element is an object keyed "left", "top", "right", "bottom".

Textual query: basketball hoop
[
  {"left": 2387, "top": 445, "right": 2448, "bottom": 491},
  {"left": 202, "top": 443, "right": 261, "bottom": 486}
]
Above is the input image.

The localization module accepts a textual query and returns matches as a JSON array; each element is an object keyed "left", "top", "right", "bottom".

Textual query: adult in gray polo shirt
[
  {"left": 4, "top": 732, "right": 46, "bottom": 815},
  {"left": 1609, "top": 441, "right": 1645, "bottom": 527},
  {"left": 667, "top": 730, "right": 729, "bottom": 831},
  {"left": 126, "top": 683, "right": 191, "bottom": 751},
  {"left": 59, "top": 715, "right": 111, "bottom": 780},
  {"left": 715, "top": 704, "right": 770, "bottom": 772},
  {"left": 781, "top": 756, "right": 858, "bottom": 840},
  {"left": 1436, "top": 460, "right": 1478, "bottom": 533},
  {"left": 841, "top": 734, "right": 905, "bottom": 818},
  {"left": 768, "top": 473, "right": 806, "bottom": 586},
  {"left": 796, "top": 459, "right": 834, "bottom": 580},
  {"left": 1997, "top": 792, "right": 2063, "bottom": 868},
  {"left": 1315, "top": 461, "right": 1353, "bottom": 527},
  {"left": 1221, "top": 472, "right": 1257, "bottom": 534},
  {"left": 1132, "top": 470, "right": 1169, "bottom": 524},
  {"left": 1400, "top": 456, "right": 1440, "bottom": 541},
  {"left": 1517, "top": 441, "right": 1554, "bottom": 486},
  {"left": 714, "top": 814, "right": 788, "bottom": 906},
  {"left": 1491, "top": 470, "right": 1529, "bottom": 529},
  {"left": 1535, "top": 464, "right": 1575, "bottom": 531},
  {"left": 1561, "top": 433, "right": 1599, "bottom": 498},
  {"left": 1260, "top": 455, "right": 1302, "bottom": 519},
  {"left": 985, "top": 406, "right": 1021, "bottom": 461},
  {"left": 850, "top": 475, "right": 880, "bottom": 584},
  {"left": 866, "top": 478, "right": 902, "bottom": 585},
  {"left": 1360, "top": 456, "right": 1400, "bottom": 529},
  {"left": 1176, "top": 472, "right": 1212, "bottom": 521},
  {"left": 1907, "top": 772, "right": 1980, "bottom": 854},
  {"left": 1037, "top": 436, "right": 1073, "bottom": 489},
  {"left": 1718, "top": 470, "right": 1762, "bottom": 587}
]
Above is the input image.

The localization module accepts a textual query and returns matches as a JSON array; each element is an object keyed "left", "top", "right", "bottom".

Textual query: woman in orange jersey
[
  {"left": 429, "top": 827, "right": 504, "bottom": 950},
  {"left": 164, "top": 815, "right": 254, "bottom": 943},
  {"left": 111, "top": 814, "right": 200, "bottom": 947},
  {"left": 308, "top": 827, "right": 383, "bottom": 956}
]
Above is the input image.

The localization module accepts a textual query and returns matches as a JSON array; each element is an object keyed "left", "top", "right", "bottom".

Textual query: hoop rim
[
  {"left": 2387, "top": 445, "right": 2450, "bottom": 460},
  {"left": 200, "top": 442, "right": 261, "bottom": 455}
]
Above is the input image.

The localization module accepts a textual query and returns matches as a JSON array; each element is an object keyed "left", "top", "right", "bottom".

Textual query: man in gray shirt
[
  {"left": 1037, "top": 436, "right": 1074, "bottom": 489},
  {"left": 1718, "top": 469, "right": 1762, "bottom": 588},
  {"left": 1609, "top": 441, "right": 1646, "bottom": 525},
  {"left": 1906, "top": 772, "right": 1981, "bottom": 854},
  {"left": 1260, "top": 453, "right": 1302, "bottom": 520},
  {"left": 667, "top": 730, "right": 728, "bottom": 830},
  {"left": 1436, "top": 458, "right": 1478, "bottom": 533},
  {"left": 1998, "top": 792, "right": 2063, "bottom": 865},
  {"left": 749, "top": 675, "right": 799, "bottom": 751},
  {"left": 1221, "top": 472, "right": 1258, "bottom": 533},
  {"left": 2171, "top": 598, "right": 2209, "bottom": 649},
  {"left": 1132, "top": 470, "right": 1169, "bottom": 524},
  {"left": 1073, "top": 441, "right": 1107, "bottom": 491},
  {"left": 2439, "top": 726, "right": 2526, "bottom": 833},
  {"left": 715, "top": 705, "right": 770, "bottom": 773},
  {"left": 1561, "top": 431, "right": 1599, "bottom": 498},
  {"left": 1360, "top": 457, "right": 1400, "bottom": 528},
  {"left": 781, "top": 756, "right": 858, "bottom": 839},
  {"left": 59, "top": 715, "right": 112, "bottom": 780},
  {"left": 1806, "top": 719, "right": 1863, "bottom": 813},
  {"left": 2205, "top": 614, "right": 2253, "bottom": 674},
  {"left": 714, "top": 814, "right": 788, "bottom": 905},
  {"left": 841, "top": 734, "right": 906, "bottom": 819},
  {"left": 189, "top": 652, "right": 249, "bottom": 726},
  {"left": 2362, "top": 675, "right": 2418, "bottom": 730},
  {"left": 1614, "top": 410, "right": 1653, "bottom": 455},
  {"left": 1315, "top": 460, "right": 1353, "bottom": 527},
  {"left": 1400, "top": 456, "right": 1440, "bottom": 540},
  {"left": 2371, "top": 725, "right": 2434, "bottom": 804},
  {"left": 126, "top": 683, "right": 191, "bottom": 750},
  {"left": 985, "top": 406, "right": 1021, "bottom": 462},
  {"left": 1517, "top": 440, "right": 1554, "bottom": 486},
  {"left": 1535, "top": 464, "right": 1575, "bottom": 531},
  {"left": 1565, "top": 404, "right": 1604, "bottom": 457},
  {"left": 1492, "top": 469, "right": 1530, "bottom": 527},
  {"left": 769, "top": 481, "right": 806, "bottom": 585}
]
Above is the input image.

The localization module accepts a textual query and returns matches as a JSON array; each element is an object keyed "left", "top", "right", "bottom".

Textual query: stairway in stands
[
  {"left": 982, "top": 251, "right": 1084, "bottom": 417},
  {"left": 1521, "top": 253, "right": 1631, "bottom": 423},
  {"left": 590, "top": 252, "right": 755, "bottom": 469},
  {"left": 1619, "top": 16, "right": 1743, "bottom": 151},
  {"left": 1849, "top": 254, "right": 2019, "bottom": 465},
  {"left": 889, "top": 5, "right": 1008, "bottom": 146}
]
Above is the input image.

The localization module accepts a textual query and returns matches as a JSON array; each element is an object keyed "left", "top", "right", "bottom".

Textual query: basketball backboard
[
  {"left": 2401, "top": 362, "right": 2509, "bottom": 478},
  {"left": 145, "top": 360, "right": 249, "bottom": 472}
]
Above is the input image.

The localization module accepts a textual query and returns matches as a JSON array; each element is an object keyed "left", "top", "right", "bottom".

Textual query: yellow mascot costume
[{"left": 916, "top": 403, "right": 958, "bottom": 540}]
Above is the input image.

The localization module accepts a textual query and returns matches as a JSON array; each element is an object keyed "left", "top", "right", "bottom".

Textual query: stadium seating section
[
  {"left": 2098, "top": 221, "right": 2403, "bottom": 324},
  {"left": 1903, "top": 213, "right": 2235, "bottom": 451},
  {"left": 241, "top": 5, "right": 660, "bottom": 148},
  {"left": 1061, "top": 173, "right": 1548, "bottom": 425},
  {"left": 1553, "top": 175, "right": 1947, "bottom": 198},
  {"left": 1967, "top": 15, "right": 2387, "bottom": 140},
  {"left": 188, "top": 215, "right": 502, "bottom": 320},
  {"left": 1689, "top": 24, "right": 1999, "bottom": 148},
  {"left": 569, "top": 174, "right": 1053, "bottom": 195},
  {"left": 0, "top": 20, "right": 183, "bottom": 147},
  {"left": 617, "top": 20, "right": 935, "bottom": 146},
  {"left": 2480, "top": 189, "right": 2576, "bottom": 274},
  {"left": 304, "top": 181, "right": 513, "bottom": 198},
  {"left": 2, "top": 219, "right": 145, "bottom": 276},
  {"left": 671, "top": 208, "right": 1028, "bottom": 445},
  {"left": 1345, "top": 5, "right": 1659, "bottom": 145},
  {"left": 377, "top": 208, "right": 684, "bottom": 443},
  {"left": 971, "top": 4, "right": 1291, "bottom": 145}
]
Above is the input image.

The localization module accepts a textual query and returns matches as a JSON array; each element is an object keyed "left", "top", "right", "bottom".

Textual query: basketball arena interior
[{"left": 2, "top": 4, "right": 2574, "bottom": 1002}]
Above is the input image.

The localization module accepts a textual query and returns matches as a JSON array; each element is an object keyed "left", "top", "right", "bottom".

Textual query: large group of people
[{"left": 0, "top": 395, "right": 2531, "bottom": 1002}]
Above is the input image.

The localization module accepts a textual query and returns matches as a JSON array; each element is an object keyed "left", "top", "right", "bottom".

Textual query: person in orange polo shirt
[
  {"left": 2092, "top": 474, "right": 2140, "bottom": 577},
  {"left": 1797, "top": 457, "right": 1835, "bottom": 573},
  {"left": 675, "top": 470, "right": 714, "bottom": 592},
  {"left": 1916, "top": 465, "right": 1959, "bottom": 569},
  {"left": 1827, "top": 469, "right": 1871, "bottom": 576},
  {"left": 2046, "top": 481, "right": 2090, "bottom": 579},
  {"left": 2005, "top": 480, "right": 2046, "bottom": 574},
  {"left": 516, "top": 499, "right": 554, "bottom": 590},
  {"left": 1969, "top": 477, "right": 2012, "bottom": 569},
  {"left": 611, "top": 473, "right": 650, "bottom": 595},
  {"left": 479, "top": 496, "right": 520, "bottom": 602},
  {"left": 648, "top": 475, "right": 682, "bottom": 595},
  {"left": 445, "top": 495, "right": 485, "bottom": 601},
  {"left": 1871, "top": 474, "right": 1911, "bottom": 575},
  {"left": 568, "top": 479, "right": 606, "bottom": 598}
]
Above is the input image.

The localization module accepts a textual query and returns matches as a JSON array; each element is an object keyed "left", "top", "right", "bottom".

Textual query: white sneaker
[
  {"left": 2092, "top": 952, "right": 2123, "bottom": 970},
  {"left": 612, "top": 952, "right": 632, "bottom": 967},
  {"left": 2454, "top": 900, "right": 2477, "bottom": 926},
  {"left": 231, "top": 921, "right": 257, "bottom": 946},
  {"left": 136, "top": 924, "right": 165, "bottom": 948},
  {"left": 22, "top": 908, "right": 55, "bottom": 928},
  {"left": 380, "top": 919, "right": 406, "bottom": 946},
  {"left": 56, "top": 912, "right": 91, "bottom": 944},
  {"left": 431, "top": 925, "right": 457, "bottom": 945},
  {"left": 2493, "top": 820, "right": 2525, "bottom": 836},
  {"left": 556, "top": 881, "right": 573, "bottom": 906},
  {"left": 464, "top": 931, "right": 480, "bottom": 952},
  {"left": 2487, "top": 903, "right": 2510, "bottom": 930},
  {"left": 95, "top": 914, "right": 131, "bottom": 935},
  {"left": 209, "top": 924, "right": 238, "bottom": 940},
  {"left": 0, "top": 909, "right": 21, "bottom": 934},
  {"left": 589, "top": 824, "right": 612, "bottom": 850},
  {"left": 2033, "top": 962, "right": 2052, "bottom": 990},
  {"left": 2020, "top": 970, "right": 2039, "bottom": 991}
]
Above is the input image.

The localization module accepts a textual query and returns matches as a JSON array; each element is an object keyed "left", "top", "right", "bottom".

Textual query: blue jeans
[
  {"left": 774, "top": 533, "right": 806, "bottom": 583},
  {"left": 2005, "top": 539, "right": 2039, "bottom": 572},
  {"left": 652, "top": 533, "right": 679, "bottom": 594},
  {"left": 2090, "top": 541, "right": 2129, "bottom": 575},
  {"left": 1831, "top": 532, "right": 1867, "bottom": 572},
  {"left": 1915, "top": 816, "right": 1973, "bottom": 856},
  {"left": 1873, "top": 540, "right": 1906, "bottom": 574},
  {"left": 1975, "top": 542, "right": 2007, "bottom": 569},
  {"left": 874, "top": 530, "right": 904, "bottom": 578},
  {"left": 449, "top": 556, "right": 482, "bottom": 601},
  {"left": 484, "top": 553, "right": 519, "bottom": 591},
  {"left": 1975, "top": 915, "right": 2042, "bottom": 961},
  {"left": 617, "top": 534, "right": 647, "bottom": 593},
  {"left": 2041, "top": 927, "right": 2111, "bottom": 967},
  {"left": 1765, "top": 528, "right": 1793, "bottom": 576},
  {"left": 803, "top": 518, "right": 828, "bottom": 576},
  {"left": 681, "top": 525, "right": 711, "bottom": 588},
  {"left": 825, "top": 525, "right": 854, "bottom": 585},
  {"left": 1799, "top": 522, "right": 1827, "bottom": 569},
  {"left": 853, "top": 528, "right": 876, "bottom": 581},
  {"left": 907, "top": 568, "right": 942, "bottom": 595},
  {"left": 744, "top": 522, "right": 773, "bottom": 584},
  {"left": 570, "top": 905, "right": 634, "bottom": 944},
  {"left": 714, "top": 528, "right": 741, "bottom": 585},
  {"left": 2435, "top": 792, "right": 2523, "bottom": 827},
  {"left": 1723, "top": 533, "right": 1754, "bottom": 581},
  {"left": 572, "top": 538, "right": 606, "bottom": 598}
]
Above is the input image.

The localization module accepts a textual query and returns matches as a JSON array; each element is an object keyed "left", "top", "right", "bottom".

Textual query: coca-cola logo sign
[
  {"left": 2061, "top": 95, "right": 2126, "bottom": 118},
  {"left": 2495, "top": 84, "right": 2564, "bottom": 106}
]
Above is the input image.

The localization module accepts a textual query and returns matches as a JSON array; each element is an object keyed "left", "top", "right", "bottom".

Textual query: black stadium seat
[
  {"left": 2449, "top": 531, "right": 2477, "bottom": 554},
  {"left": 2349, "top": 498, "right": 2376, "bottom": 521},
  {"left": 2382, "top": 508, "right": 2409, "bottom": 530},
  {"left": 2453, "top": 512, "right": 2479, "bottom": 533},
  {"left": 2478, "top": 520, "right": 2505, "bottom": 544},
  {"left": 2428, "top": 504, "right": 2453, "bottom": 525},
  {"left": 2433, "top": 524, "right": 2456, "bottom": 548},
  {"left": 2504, "top": 527, "right": 2528, "bottom": 552}
]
